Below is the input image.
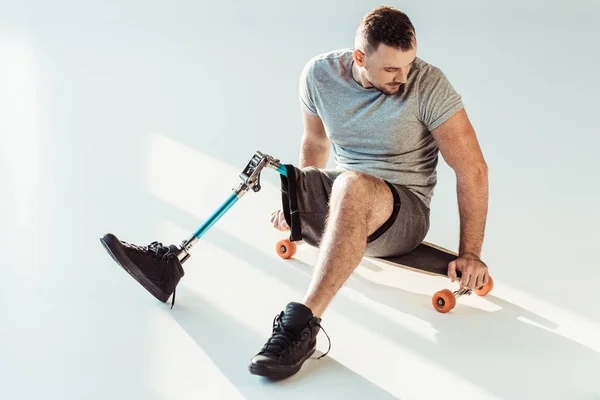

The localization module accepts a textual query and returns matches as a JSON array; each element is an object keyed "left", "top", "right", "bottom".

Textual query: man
[{"left": 100, "top": 5, "right": 489, "bottom": 380}]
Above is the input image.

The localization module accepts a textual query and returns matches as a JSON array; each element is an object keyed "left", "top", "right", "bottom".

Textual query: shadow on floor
[
  {"left": 169, "top": 291, "right": 401, "bottom": 400},
  {"left": 153, "top": 196, "right": 599, "bottom": 399}
]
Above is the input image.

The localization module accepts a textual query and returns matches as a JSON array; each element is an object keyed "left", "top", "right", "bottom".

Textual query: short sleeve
[
  {"left": 418, "top": 66, "right": 464, "bottom": 131},
  {"left": 299, "top": 58, "right": 319, "bottom": 116}
]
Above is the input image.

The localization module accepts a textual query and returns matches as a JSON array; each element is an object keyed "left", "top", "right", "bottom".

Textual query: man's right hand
[{"left": 270, "top": 209, "right": 290, "bottom": 231}]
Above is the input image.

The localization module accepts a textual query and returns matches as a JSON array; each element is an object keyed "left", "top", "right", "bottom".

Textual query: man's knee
[
  {"left": 331, "top": 171, "right": 386, "bottom": 198},
  {"left": 330, "top": 171, "right": 395, "bottom": 230}
]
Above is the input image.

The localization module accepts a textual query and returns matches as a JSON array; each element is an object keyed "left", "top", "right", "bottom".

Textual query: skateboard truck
[
  {"left": 433, "top": 286, "right": 473, "bottom": 311},
  {"left": 454, "top": 287, "right": 473, "bottom": 297},
  {"left": 176, "top": 151, "right": 287, "bottom": 263},
  {"left": 431, "top": 278, "right": 494, "bottom": 313}
]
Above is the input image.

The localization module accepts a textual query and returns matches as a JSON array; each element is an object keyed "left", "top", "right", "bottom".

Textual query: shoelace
[
  {"left": 314, "top": 320, "right": 331, "bottom": 360},
  {"left": 160, "top": 246, "right": 179, "bottom": 309},
  {"left": 168, "top": 256, "right": 177, "bottom": 309},
  {"left": 127, "top": 241, "right": 166, "bottom": 258},
  {"left": 261, "top": 312, "right": 331, "bottom": 360}
]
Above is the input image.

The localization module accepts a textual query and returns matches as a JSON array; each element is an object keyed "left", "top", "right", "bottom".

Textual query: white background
[{"left": 1, "top": 1, "right": 599, "bottom": 399}]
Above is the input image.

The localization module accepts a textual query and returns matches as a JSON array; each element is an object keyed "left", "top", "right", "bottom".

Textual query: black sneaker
[
  {"left": 99, "top": 233, "right": 185, "bottom": 307},
  {"left": 248, "top": 302, "right": 331, "bottom": 379}
]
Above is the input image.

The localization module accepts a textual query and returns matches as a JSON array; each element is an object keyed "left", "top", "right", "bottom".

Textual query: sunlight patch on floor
[
  {"left": 497, "top": 285, "right": 600, "bottom": 353},
  {"left": 0, "top": 29, "right": 40, "bottom": 230},
  {"left": 328, "top": 315, "right": 500, "bottom": 400}
]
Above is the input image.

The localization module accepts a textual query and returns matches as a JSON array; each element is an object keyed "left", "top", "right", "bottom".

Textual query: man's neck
[{"left": 351, "top": 61, "right": 371, "bottom": 89}]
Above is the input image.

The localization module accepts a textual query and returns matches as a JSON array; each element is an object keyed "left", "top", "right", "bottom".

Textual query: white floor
[{"left": 2, "top": 1, "right": 600, "bottom": 399}]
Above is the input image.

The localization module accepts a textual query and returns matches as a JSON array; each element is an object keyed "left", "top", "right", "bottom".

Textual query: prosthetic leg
[
  {"left": 176, "top": 151, "right": 290, "bottom": 263},
  {"left": 100, "top": 150, "right": 299, "bottom": 307}
]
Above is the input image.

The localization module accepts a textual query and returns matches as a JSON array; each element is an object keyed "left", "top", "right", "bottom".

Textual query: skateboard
[{"left": 274, "top": 239, "right": 494, "bottom": 313}]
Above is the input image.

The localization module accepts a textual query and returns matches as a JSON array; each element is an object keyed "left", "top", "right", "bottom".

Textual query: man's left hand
[{"left": 447, "top": 255, "right": 489, "bottom": 290}]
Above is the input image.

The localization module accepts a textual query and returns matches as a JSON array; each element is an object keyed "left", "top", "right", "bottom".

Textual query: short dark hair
[{"left": 357, "top": 6, "right": 416, "bottom": 54}]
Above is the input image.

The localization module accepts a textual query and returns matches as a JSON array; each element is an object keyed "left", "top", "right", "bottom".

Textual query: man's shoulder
[
  {"left": 411, "top": 57, "right": 453, "bottom": 88},
  {"left": 303, "top": 48, "right": 353, "bottom": 74},
  {"left": 311, "top": 48, "right": 353, "bottom": 62},
  {"left": 412, "top": 57, "right": 444, "bottom": 78}
]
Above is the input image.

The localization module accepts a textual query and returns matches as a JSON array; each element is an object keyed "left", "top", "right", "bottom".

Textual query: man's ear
[{"left": 353, "top": 49, "right": 365, "bottom": 67}]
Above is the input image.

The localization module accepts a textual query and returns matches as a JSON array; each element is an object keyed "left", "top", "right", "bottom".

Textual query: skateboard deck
[{"left": 375, "top": 241, "right": 458, "bottom": 278}]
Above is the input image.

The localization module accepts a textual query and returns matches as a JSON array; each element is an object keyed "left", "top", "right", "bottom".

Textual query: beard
[
  {"left": 365, "top": 74, "right": 402, "bottom": 95},
  {"left": 376, "top": 82, "right": 402, "bottom": 95}
]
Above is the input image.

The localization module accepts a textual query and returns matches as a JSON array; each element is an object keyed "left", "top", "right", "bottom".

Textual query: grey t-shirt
[{"left": 299, "top": 48, "right": 464, "bottom": 208}]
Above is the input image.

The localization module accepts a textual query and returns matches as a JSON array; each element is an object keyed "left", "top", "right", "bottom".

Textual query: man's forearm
[
  {"left": 456, "top": 165, "right": 489, "bottom": 258},
  {"left": 299, "top": 136, "right": 330, "bottom": 169}
]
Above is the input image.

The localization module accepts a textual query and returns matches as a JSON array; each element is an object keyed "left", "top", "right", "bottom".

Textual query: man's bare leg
[
  {"left": 248, "top": 170, "right": 395, "bottom": 379},
  {"left": 302, "top": 171, "right": 395, "bottom": 317}
]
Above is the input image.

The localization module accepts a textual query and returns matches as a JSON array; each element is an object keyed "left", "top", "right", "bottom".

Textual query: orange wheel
[
  {"left": 276, "top": 239, "right": 297, "bottom": 259},
  {"left": 432, "top": 289, "right": 456, "bottom": 313},
  {"left": 475, "top": 275, "right": 494, "bottom": 296}
]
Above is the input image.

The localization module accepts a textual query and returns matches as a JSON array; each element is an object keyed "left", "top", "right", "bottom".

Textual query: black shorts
[{"left": 280, "top": 165, "right": 430, "bottom": 257}]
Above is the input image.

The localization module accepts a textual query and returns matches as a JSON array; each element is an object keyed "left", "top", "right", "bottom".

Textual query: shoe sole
[
  {"left": 248, "top": 347, "right": 316, "bottom": 379},
  {"left": 99, "top": 233, "right": 170, "bottom": 303}
]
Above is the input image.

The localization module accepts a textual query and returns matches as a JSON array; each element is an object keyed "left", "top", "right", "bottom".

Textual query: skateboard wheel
[
  {"left": 432, "top": 289, "right": 456, "bottom": 313},
  {"left": 276, "top": 239, "right": 296, "bottom": 259},
  {"left": 475, "top": 275, "right": 494, "bottom": 296}
]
